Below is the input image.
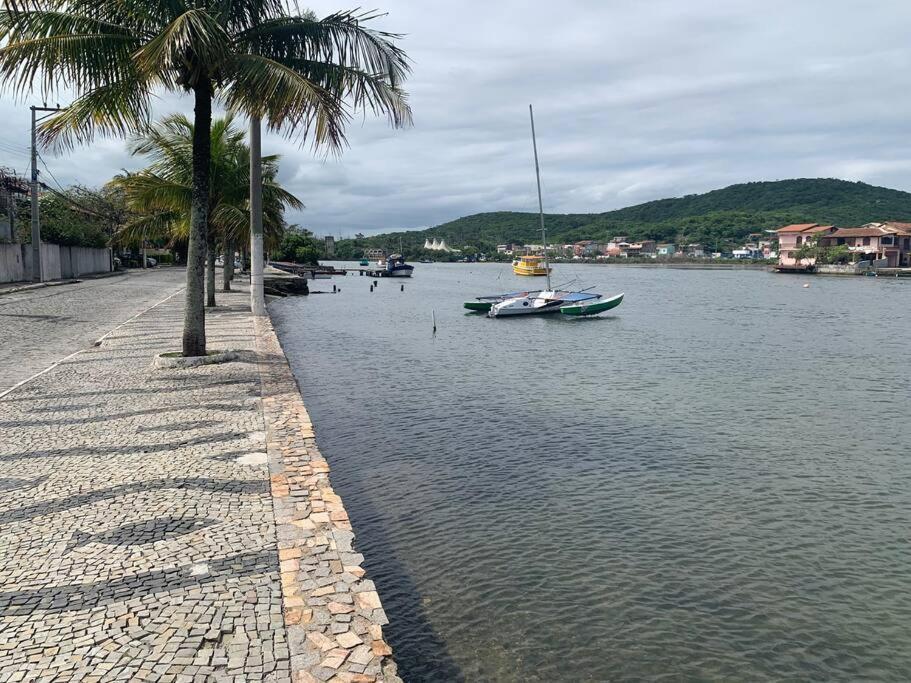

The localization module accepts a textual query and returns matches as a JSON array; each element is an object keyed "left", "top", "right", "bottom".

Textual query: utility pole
[
  {"left": 30, "top": 104, "right": 63, "bottom": 282},
  {"left": 249, "top": 115, "right": 266, "bottom": 316}
]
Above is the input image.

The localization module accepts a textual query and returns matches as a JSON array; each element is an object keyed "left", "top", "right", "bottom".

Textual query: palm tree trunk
[
  {"left": 206, "top": 239, "right": 217, "bottom": 307},
  {"left": 182, "top": 80, "right": 212, "bottom": 356},
  {"left": 222, "top": 240, "right": 232, "bottom": 291}
]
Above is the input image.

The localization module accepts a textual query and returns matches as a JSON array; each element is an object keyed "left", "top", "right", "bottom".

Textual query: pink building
[{"left": 776, "top": 223, "right": 836, "bottom": 266}]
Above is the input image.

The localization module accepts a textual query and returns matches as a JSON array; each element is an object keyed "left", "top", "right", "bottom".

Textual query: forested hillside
[{"left": 332, "top": 178, "right": 911, "bottom": 258}]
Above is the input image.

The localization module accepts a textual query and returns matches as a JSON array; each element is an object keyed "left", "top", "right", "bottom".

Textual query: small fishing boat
[
  {"left": 383, "top": 254, "right": 414, "bottom": 278},
  {"left": 359, "top": 258, "right": 369, "bottom": 266},
  {"left": 513, "top": 254, "right": 551, "bottom": 276}
]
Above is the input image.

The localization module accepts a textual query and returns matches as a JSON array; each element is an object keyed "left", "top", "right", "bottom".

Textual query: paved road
[{"left": 0, "top": 269, "right": 186, "bottom": 393}]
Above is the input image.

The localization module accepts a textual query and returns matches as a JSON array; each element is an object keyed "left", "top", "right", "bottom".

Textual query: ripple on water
[{"left": 273, "top": 265, "right": 911, "bottom": 682}]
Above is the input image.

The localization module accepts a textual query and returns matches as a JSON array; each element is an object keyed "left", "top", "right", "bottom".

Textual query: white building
[{"left": 423, "top": 238, "right": 452, "bottom": 252}]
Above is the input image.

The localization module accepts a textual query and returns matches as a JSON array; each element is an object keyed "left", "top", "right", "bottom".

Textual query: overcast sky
[{"left": 2, "top": 0, "right": 911, "bottom": 236}]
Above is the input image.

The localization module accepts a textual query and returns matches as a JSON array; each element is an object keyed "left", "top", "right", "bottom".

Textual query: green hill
[{"left": 333, "top": 178, "right": 911, "bottom": 258}]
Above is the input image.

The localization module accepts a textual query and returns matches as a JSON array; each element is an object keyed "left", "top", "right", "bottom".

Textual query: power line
[{"left": 36, "top": 152, "right": 114, "bottom": 220}]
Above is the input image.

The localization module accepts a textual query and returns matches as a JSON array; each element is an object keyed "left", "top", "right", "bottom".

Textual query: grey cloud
[{"left": 3, "top": 0, "right": 911, "bottom": 236}]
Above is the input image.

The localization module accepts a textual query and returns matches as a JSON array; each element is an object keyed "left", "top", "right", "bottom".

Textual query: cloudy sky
[{"left": 2, "top": 0, "right": 911, "bottom": 236}]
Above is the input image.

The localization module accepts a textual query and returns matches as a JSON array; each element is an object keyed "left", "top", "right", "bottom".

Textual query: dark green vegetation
[
  {"left": 273, "top": 226, "right": 324, "bottom": 265},
  {"left": 336, "top": 179, "right": 911, "bottom": 258},
  {"left": 15, "top": 186, "right": 125, "bottom": 249}
]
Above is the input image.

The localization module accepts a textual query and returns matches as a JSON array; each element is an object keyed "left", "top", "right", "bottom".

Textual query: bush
[{"left": 274, "top": 226, "right": 323, "bottom": 264}]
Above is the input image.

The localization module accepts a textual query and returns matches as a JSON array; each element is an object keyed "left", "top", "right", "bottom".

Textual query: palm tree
[
  {"left": 112, "top": 113, "right": 301, "bottom": 305},
  {"left": 0, "top": 2, "right": 410, "bottom": 356}
]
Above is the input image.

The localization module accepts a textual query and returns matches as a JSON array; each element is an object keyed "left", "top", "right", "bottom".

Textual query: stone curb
[
  {"left": 0, "top": 270, "right": 129, "bottom": 296},
  {"left": 0, "top": 278, "right": 79, "bottom": 295},
  {"left": 254, "top": 315, "right": 402, "bottom": 683},
  {"left": 152, "top": 349, "right": 239, "bottom": 369}
]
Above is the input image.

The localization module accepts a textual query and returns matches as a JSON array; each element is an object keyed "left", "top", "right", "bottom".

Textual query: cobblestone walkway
[
  {"left": 0, "top": 268, "right": 186, "bottom": 393},
  {"left": 0, "top": 282, "right": 399, "bottom": 682},
  {"left": 0, "top": 285, "right": 285, "bottom": 681}
]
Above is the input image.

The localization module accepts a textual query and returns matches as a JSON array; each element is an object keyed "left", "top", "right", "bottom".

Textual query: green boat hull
[
  {"left": 464, "top": 301, "right": 493, "bottom": 312},
  {"left": 560, "top": 293, "right": 624, "bottom": 316}
]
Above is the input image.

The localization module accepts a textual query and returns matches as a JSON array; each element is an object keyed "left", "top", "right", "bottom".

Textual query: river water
[{"left": 270, "top": 263, "right": 911, "bottom": 682}]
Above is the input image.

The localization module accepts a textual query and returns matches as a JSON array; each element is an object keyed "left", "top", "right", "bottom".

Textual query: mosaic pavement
[{"left": 0, "top": 282, "right": 399, "bottom": 682}]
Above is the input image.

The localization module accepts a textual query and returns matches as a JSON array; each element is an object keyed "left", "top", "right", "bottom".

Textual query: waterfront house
[
  {"left": 775, "top": 224, "right": 836, "bottom": 266},
  {"left": 685, "top": 244, "right": 705, "bottom": 257},
  {"left": 818, "top": 223, "right": 911, "bottom": 267},
  {"left": 656, "top": 243, "right": 675, "bottom": 256},
  {"left": 573, "top": 240, "right": 596, "bottom": 257},
  {"left": 637, "top": 240, "right": 657, "bottom": 254}
]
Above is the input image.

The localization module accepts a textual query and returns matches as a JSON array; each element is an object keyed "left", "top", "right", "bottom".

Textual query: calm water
[{"left": 270, "top": 264, "right": 911, "bottom": 682}]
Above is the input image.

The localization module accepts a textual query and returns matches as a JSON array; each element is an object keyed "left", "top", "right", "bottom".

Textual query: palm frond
[
  {"left": 223, "top": 53, "right": 348, "bottom": 150},
  {"left": 115, "top": 209, "right": 181, "bottom": 244},
  {"left": 210, "top": 202, "right": 248, "bottom": 240},
  {"left": 0, "top": 9, "right": 140, "bottom": 97},
  {"left": 134, "top": 8, "right": 232, "bottom": 87},
  {"left": 276, "top": 58, "right": 411, "bottom": 128},
  {"left": 114, "top": 171, "right": 191, "bottom": 214},
  {"left": 238, "top": 10, "right": 411, "bottom": 87},
  {"left": 38, "top": 78, "right": 153, "bottom": 149}
]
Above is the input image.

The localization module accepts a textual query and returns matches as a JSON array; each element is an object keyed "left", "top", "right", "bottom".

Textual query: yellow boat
[{"left": 513, "top": 254, "right": 552, "bottom": 276}]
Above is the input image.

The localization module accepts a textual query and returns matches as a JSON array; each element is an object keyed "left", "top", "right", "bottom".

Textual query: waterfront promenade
[
  {"left": 0, "top": 274, "right": 398, "bottom": 682},
  {"left": 0, "top": 269, "right": 187, "bottom": 394}
]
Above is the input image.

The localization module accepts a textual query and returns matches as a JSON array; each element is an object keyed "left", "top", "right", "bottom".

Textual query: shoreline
[
  {"left": 255, "top": 309, "right": 402, "bottom": 683},
  {"left": 330, "top": 259, "right": 772, "bottom": 270}
]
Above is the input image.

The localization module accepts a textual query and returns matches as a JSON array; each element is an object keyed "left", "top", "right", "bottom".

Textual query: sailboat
[{"left": 483, "top": 105, "right": 623, "bottom": 318}]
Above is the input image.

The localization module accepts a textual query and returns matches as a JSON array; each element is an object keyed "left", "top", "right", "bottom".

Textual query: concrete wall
[
  {"left": 816, "top": 264, "right": 858, "bottom": 275},
  {"left": 2, "top": 243, "right": 111, "bottom": 284},
  {"left": 0, "top": 243, "right": 26, "bottom": 283},
  {"left": 69, "top": 246, "right": 111, "bottom": 277}
]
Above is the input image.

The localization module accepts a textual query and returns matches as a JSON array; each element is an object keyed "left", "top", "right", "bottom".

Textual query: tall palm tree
[
  {"left": 113, "top": 113, "right": 301, "bottom": 305},
  {"left": 0, "top": 1, "right": 410, "bottom": 356}
]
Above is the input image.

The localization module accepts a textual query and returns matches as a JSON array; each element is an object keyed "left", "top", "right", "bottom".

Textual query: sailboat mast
[{"left": 529, "top": 104, "right": 551, "bottom": 291}]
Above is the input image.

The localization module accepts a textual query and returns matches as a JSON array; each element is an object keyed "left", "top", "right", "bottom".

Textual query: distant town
[{"left": 408, "top": 221, "right": 911, "bottom": 275}]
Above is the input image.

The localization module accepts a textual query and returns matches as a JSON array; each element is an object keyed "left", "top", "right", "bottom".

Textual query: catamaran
[
  {"left": 464, "top": 289, "right": 542, "bottom": 313},
  {"left": 478, "top": 105, "right": 623, "bottom": 318}
]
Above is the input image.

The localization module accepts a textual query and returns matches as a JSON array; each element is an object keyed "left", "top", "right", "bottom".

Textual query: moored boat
[
  {"left": 474, "top": 105, "right": 624, "bottom": 320},
  {"left": 560, "top": 292, "right": 624, "bottom": 316},
  {"left": 513, "top": 254, "right": 551, "bottom": 276},
  {"left": 383, "top": 254, "right": 414, "bottom": 277},
  {"left": 489, "top": 289, "right": 602, "bottom": 317},
  {"left": 464, "top": 290, "right": 541, "bottom": 312}
]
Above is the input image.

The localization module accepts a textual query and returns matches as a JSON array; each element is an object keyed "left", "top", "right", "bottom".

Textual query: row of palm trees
[
  {"left": 113, "top": 113, "right": 301, "bottom": 306},
  {"left": 0, "top": 0, "right": 411, "bottom": 356}
]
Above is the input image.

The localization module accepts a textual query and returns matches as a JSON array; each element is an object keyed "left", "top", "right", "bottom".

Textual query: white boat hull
[{"left": 488, "top": 291, "right": 564, "bottom": 317}]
